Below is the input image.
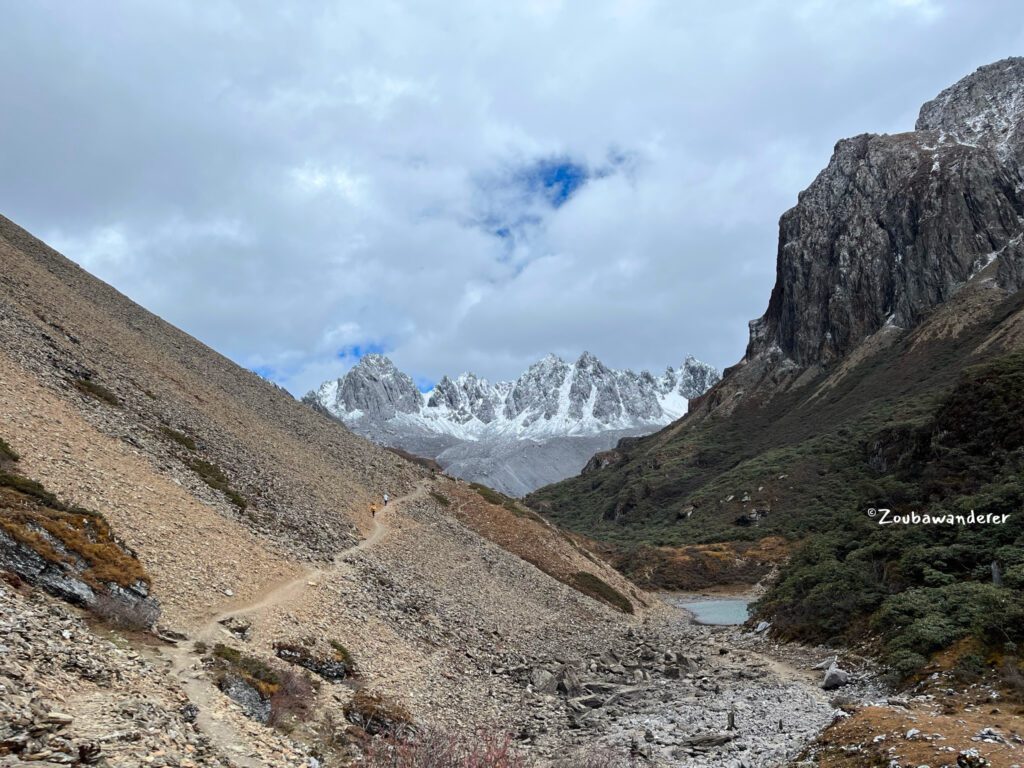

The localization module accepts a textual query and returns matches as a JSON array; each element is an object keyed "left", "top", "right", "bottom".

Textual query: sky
[{"left": 2, "top": 1, "right": 1023, "bottom": 395}]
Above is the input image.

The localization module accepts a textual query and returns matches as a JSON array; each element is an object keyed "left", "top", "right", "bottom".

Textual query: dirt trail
[{"left": 153, "top": 483, "right": 428, "bottom": 768}]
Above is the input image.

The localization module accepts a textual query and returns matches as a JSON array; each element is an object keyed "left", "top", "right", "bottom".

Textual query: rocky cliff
[
  {"left": 529, "top": 57, "right": 1024, "bottom": 566},
  {"left": 745, "top": 57, "right": 1024, "bottom": 376}
]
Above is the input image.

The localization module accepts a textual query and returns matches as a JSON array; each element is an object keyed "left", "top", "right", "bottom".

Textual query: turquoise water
[{"left": 679, "top": 599, "right": 750, "bottom": 625}]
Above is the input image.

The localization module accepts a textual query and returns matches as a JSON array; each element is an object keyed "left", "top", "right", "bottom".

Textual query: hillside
[
  {"left": 528, "top": 60, "right": 1024, "bottom": 676},
  {"left": 0, "top": 213, "right": 844, "bottom": 767},
  {"left": 305, "top": 353, "right": 719, "bottom": 496}
]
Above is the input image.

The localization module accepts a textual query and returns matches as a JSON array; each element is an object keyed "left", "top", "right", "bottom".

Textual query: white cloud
[{"left": 2, "top": 0, "right": 1022, "bottom": 396}]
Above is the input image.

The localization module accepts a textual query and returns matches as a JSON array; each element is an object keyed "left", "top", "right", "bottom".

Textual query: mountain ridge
[{"left": 305, "top": 351, "right": 719, "bottom": 495}]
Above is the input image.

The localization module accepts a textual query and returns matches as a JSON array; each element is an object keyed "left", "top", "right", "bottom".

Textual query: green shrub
[
  {"left": 159, "top": 426, "right": 196, "bottom": 451},
  {"left": 188, "top": 458, "right": 247, "bottom": 510},
  {"left": 73, "top": 378, "right": 121, "bottom": 407},
  {"left": 570, "top": 572, "right": 634, "bottom": 614},
  {"left": 428, "top": 490, "right": 451, "bottom": 507},
  {"left": 0, "top": 437, "right": 19, "bottom": 463}
]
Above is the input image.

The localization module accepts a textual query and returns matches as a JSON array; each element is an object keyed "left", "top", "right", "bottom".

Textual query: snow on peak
[{"left": 307, "top": 352, "right": 721, "bottom": 440}]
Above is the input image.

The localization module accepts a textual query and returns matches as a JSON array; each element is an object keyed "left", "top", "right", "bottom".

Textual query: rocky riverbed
[{"left": 486, "top": 596, "right": 887, "bottom": 767}]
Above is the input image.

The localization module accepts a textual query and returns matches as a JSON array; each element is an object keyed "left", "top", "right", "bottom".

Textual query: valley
[{"left": 3, "top": 51, "right": 1024, "bottom": 768}]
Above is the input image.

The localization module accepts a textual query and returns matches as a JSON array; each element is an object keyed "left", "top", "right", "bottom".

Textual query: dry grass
[
  {"left": 344, "top": 690, "right": 414, "bottom": 737},
  {"left": 0, "top": 477, "right": 149, "bottom": 590}
]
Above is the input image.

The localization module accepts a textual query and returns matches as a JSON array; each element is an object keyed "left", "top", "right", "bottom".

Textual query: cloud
[{"left": 2, "top": 0, "right": 1023, "bottom": 396}]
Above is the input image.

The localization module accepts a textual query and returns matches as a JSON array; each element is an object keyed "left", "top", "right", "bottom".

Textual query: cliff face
[
  {"left": 748, "top": 57, "right": 1024, "bottom": 371},
  {"left": 528, "top": 58, "right": 1024, "bottom": 566}
]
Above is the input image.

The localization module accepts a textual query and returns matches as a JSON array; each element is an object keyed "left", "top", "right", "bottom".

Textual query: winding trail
[{"left": 155, "top": 483, "right": 428, "bottom": 768}]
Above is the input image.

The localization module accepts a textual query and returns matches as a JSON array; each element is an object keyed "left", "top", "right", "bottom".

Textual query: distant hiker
[
  {"left": 370, "top": 503, "right": 379, "bottom": 518},
  {"left": 383, "top": 493, "right": 390, "bottom": 506}
]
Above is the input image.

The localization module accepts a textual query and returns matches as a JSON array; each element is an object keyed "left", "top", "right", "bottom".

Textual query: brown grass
[
  {"left": 344, "top": 690, "right": 414, "bottom": 736},
  {"left": 0, "top": 479, "right": 149, "bottom": 590}
]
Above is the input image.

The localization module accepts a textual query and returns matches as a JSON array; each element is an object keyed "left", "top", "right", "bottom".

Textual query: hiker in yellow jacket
[{"left": 370, "top": 502, "right": 379, "bottom": 518}]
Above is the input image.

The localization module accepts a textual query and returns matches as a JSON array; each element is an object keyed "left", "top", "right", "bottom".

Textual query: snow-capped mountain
[{"left": 305, "top": 352, "right": 720, "bottom": 495}]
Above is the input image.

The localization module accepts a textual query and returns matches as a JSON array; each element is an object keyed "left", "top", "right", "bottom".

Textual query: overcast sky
[{"left": 2, "top": 1, "right": 1023, "bottom": 394}]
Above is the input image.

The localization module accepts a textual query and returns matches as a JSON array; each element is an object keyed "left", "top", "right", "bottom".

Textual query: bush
[
  {"left": 267, "top": 668, "right": 317, "bottom": 730},
  {"left": 187, "top": 458, "right": 247, "bottom": 510},
  {"left": 159, "top": 426, "right": 196, "bottom": 451},
  {"left": 429, "top": 491, "right": 451, "bottom": 507},
  {"left": 73, "top": 378, "right": 121, "bottom": 407},
  {"left": 0, "top": 437, "right": 19, "bottom": 463},
  {"left": 569, "top": 572, "right": 634, "bottom": 614},
  {"left": 344, "top": 690, "right": 413, "bottom": 737},
  {"left": 363, "top": 727, "right": 527, "bottom": 768}
]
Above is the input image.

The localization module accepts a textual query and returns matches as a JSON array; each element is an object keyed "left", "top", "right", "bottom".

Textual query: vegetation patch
[
  {"left": 344, "top": 690, "right": 414, "bottom": 737},
  {"left": 569, "top": 571, "right": 633, "bottom": 614},
  {"left": 428, "top": 490, "right": 451, "bottom": 507},
  {"left": 755, "top": 353, "right": 1024, "bottom": 680},
  {"left": 72, "top": 377, "right": 121, "bottom": 407},
  {"left": 0, "top": 472, "right": 149, "bottom": 591},
  {"left": 470, "top": 482, "right": 542, "bottom": 521},
  {"left": 187, "top": 458, "right": 247, "bottom": 510},
  {"left": 158, "top": 425, "right": 196, "bottom": 451},
  {"left": 275, "top": 641, "right": 355, "bottom": 681},
  {"left": 0, "top": 437, "right": 19, "bottom": 463},
  {"left": 212, "top": 643, "right": 281, "bottom": 698}
]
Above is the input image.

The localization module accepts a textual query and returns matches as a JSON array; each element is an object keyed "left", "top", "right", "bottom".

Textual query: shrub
[
  {"left": 429, "top": 490, "right": 451, "bottom": 507},
  {"left": 344, "top": 690, "right": 413, "bottom": 737},
  {"left": 187, "top": 458, "right": 247, "bottom": 510},
  {"left": 0, "top": 437, "right": 19, "bottom": 463},
  {"left": 212, "top": 643, "right": 280, "bottom": 697},
  {"left": 73, "top": 378, "right": 121, "bottom": 407},
  {"left": 267, "top": 668, "right": 317, "bottom": 730},
  {"left": 159, "top": 426, "right": 196, "bottom": 451},
  {"left": 363, "top": 727, "right": 527, "bottom": 768},
  {"left": 569, "top": 572, "right": 634, "bottom": 614}
]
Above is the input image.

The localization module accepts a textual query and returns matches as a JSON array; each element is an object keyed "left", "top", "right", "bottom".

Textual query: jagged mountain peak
[{"left": 310, "top": 351, "right": 720, "bottom": 440}]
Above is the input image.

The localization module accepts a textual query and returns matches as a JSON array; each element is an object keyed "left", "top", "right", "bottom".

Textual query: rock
[
  {"left": 529, "top": 667, "right": 557, "bottom": 694},
  {"left": 218, "top": 674, "right": 270, "bottom": 723},
  {"left": 219, "top": 616, "right": 252, "bottom": 641},
  {"left": 812, "top": 655, "right": 837, "bottom": 671},
  {"left": 821, "top": 664, "right": 850, "bottom": 690},
  {"left": 755, "top": 621, "right": 771, "bottom": 633},
  {"left": 679, "top": 732, "right": 736, "bottom": 748}
]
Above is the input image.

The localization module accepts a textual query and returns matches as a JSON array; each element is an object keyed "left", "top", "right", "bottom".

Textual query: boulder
[{"left": 821, "top": 664, "right": 850, "bottom": 690}]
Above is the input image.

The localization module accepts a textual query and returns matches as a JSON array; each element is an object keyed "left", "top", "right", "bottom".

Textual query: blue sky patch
[
  {"left": 337, "top": 342, "right": 388, "bottom": 360},
  {"left": 518, "top": 157, "right": 589, "bottom": 208}
]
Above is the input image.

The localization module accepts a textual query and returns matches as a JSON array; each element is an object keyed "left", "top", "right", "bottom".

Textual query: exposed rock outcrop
[{"left": 748, "top": 58, "right": 1024, "bottom": 372}]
